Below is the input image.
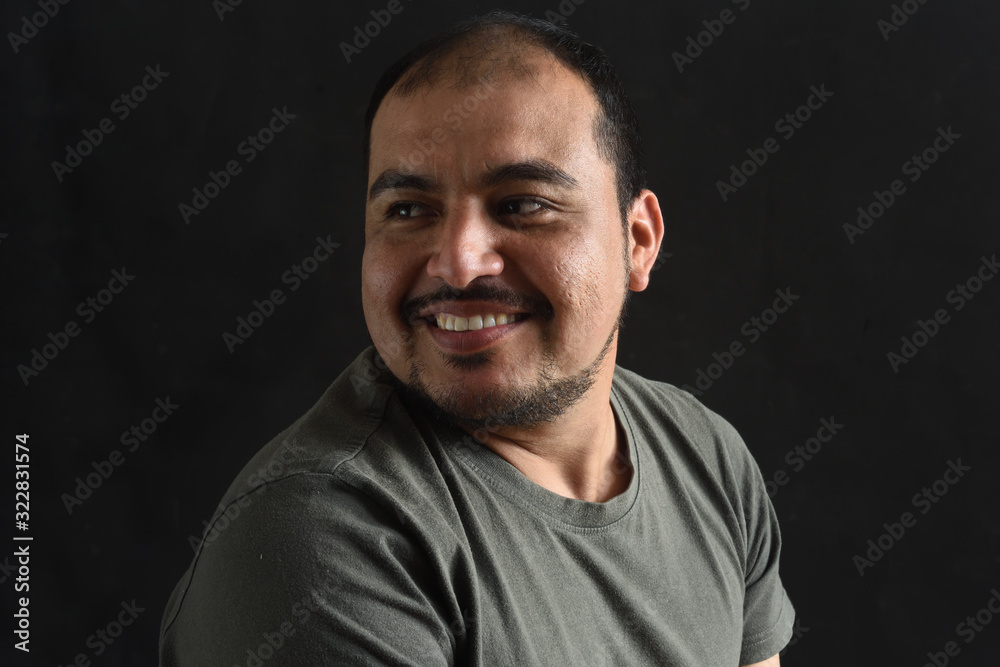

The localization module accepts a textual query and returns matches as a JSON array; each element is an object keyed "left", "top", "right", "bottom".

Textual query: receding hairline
[
  {"left": 362, "top": 13, "right": 644, "bottom": 230},
  {"left": 370, "top": 28, "right": 609, "bottom": 181},
  {"left": 389, "top": 25, "right": 596, "bottom": 100}
]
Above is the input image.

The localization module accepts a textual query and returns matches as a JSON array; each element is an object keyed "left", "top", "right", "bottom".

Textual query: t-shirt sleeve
[
  {"left": 726, "top": 423, "right": 796, "bottom": 664},
  {"left": 159, "top": 473, "right": 456, "bottom": 666}
]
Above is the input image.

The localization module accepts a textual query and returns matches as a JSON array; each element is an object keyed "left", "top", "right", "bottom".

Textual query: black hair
[{"left": 362, "top": 9, "right": 646, "bottom": 225}]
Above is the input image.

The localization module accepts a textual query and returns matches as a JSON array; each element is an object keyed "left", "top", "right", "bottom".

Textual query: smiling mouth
[{"left": 430, "top": 312, "right": 525, "bottom": 331}]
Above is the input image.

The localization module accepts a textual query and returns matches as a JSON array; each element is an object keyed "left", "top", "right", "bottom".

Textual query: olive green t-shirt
[{"left": 160, "top": 347, "right": 795, "bottom": 666}]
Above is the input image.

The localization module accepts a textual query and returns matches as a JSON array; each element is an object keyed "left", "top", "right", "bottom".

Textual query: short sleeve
[
  {"left": 737, "top": 443, "right": 796, "bottom": 664},
  {"left": 159, "top": 473, "right": 456, "bottom": 666}
]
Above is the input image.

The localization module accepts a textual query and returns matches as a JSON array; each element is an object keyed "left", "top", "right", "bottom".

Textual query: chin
[{"left": 398, "top": 347, "right": 602, "bottom": 431}]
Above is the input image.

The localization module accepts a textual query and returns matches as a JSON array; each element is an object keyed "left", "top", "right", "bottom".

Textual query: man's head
[
  {"left": 361, "top": 11, "right": 663, "bottom": 430},
  {"left": 362, "top": 10, "right": 647, "bottom": 229}
]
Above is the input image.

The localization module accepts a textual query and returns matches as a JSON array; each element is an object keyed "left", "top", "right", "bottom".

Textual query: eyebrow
[
  {"left": 367, "top": 159, "right": 579, "bottom": 202},
  {"left": 367, "top": 171, "right": 437, "bottom": 202},
  {"left": 480, "top": 159, "right": 580, "bottom": 190}
]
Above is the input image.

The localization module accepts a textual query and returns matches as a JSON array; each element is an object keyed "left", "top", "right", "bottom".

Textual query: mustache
[{"left": 401, "top": 281, "right": 554, "bottom": 325}]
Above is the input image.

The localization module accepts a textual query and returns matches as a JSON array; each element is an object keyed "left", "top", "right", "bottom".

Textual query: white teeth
[{"left": 432, "top": 312, "right": 520, "bottom": 330}]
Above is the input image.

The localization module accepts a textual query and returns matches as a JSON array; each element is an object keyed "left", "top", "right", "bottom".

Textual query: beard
[
  {"left": 393, "top": 317, "right": 620, "bottom": 431},
  {"left": 388, "top": 265, "right": 632, "bottom": 431}
]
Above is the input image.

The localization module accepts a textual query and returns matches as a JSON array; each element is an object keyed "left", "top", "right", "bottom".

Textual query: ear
[{"left": 626, "top": 189, "right": 665, "bottom": 292}]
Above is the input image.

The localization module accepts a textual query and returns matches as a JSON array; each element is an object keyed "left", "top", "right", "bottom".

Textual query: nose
[{"left": 425, "top": 205, "right": 504, "bottom": 289}]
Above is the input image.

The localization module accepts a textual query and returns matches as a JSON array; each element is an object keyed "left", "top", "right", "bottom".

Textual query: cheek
[
  {"left": 362, "top": 246, "right": 395, "bottom": 310},
  {"left": 363, "top": 235, "right": 421, "bottom": 307},
  {"left": 362, "top": 241, "right": 419, "bottom": 368},
  {"left": 538, "top": 238, "right": 620, "bottom": 340},
  {"left": 551, "top": 255, "right": 594, "bottom": 311}
]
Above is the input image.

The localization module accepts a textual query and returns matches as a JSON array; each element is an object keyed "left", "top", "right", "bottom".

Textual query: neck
[{"left": 460, "top": 353, "right": 632, "bottom": 503}]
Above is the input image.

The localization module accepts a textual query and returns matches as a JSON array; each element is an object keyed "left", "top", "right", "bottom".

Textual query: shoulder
[
  {"left": 208, "top": 347, "right": 443, "bottom": 510},
  {"left": 161, "top": 348, "right": 458, "bottom": 661},
  {"left": 612, "top": 364, "right": 765, "bottom": 510},
  {"left": 188, "top": 348, "right": 461, "bottom": 558},
  {"left": 613, "top": 365, "right": 750, "bottom": 461},
  {"left": 159, "top": 470, "right": 447, "bottom": 665}
]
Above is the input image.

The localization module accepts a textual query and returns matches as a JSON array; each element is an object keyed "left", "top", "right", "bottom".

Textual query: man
[{"left": 160, "top": 11, "right": 794, "bottom": 666}]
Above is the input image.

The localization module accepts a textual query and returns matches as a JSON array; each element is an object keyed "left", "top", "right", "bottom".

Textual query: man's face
[{"left": 363, "top": 51, "right": 629, "bottom": 427}]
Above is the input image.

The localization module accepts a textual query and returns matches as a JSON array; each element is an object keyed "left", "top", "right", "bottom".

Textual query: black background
[{"left": 3, "top": 0, "right": 999, "bottom": 664}]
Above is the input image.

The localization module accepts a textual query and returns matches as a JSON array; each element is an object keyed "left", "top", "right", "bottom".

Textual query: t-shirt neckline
[{"left": 427, "top": 380, "right": 641, "bottom": 531}]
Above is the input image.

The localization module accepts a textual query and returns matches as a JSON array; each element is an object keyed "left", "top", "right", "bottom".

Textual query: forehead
[{"left": 368, "top": 52, "right": 603, "bottom": 180}]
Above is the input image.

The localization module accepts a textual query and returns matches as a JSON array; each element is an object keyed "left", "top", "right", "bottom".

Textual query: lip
[{"left": 421, "top": 317, "right": 527, "bottom": 354}]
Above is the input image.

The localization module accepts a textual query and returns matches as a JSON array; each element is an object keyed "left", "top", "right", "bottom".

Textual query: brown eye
[
  {"left": 499, "top": 198, "right": 546, "bottom": 216},
  {"left": 387, "top": 202, "right": 432, "bottom": 219}
]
